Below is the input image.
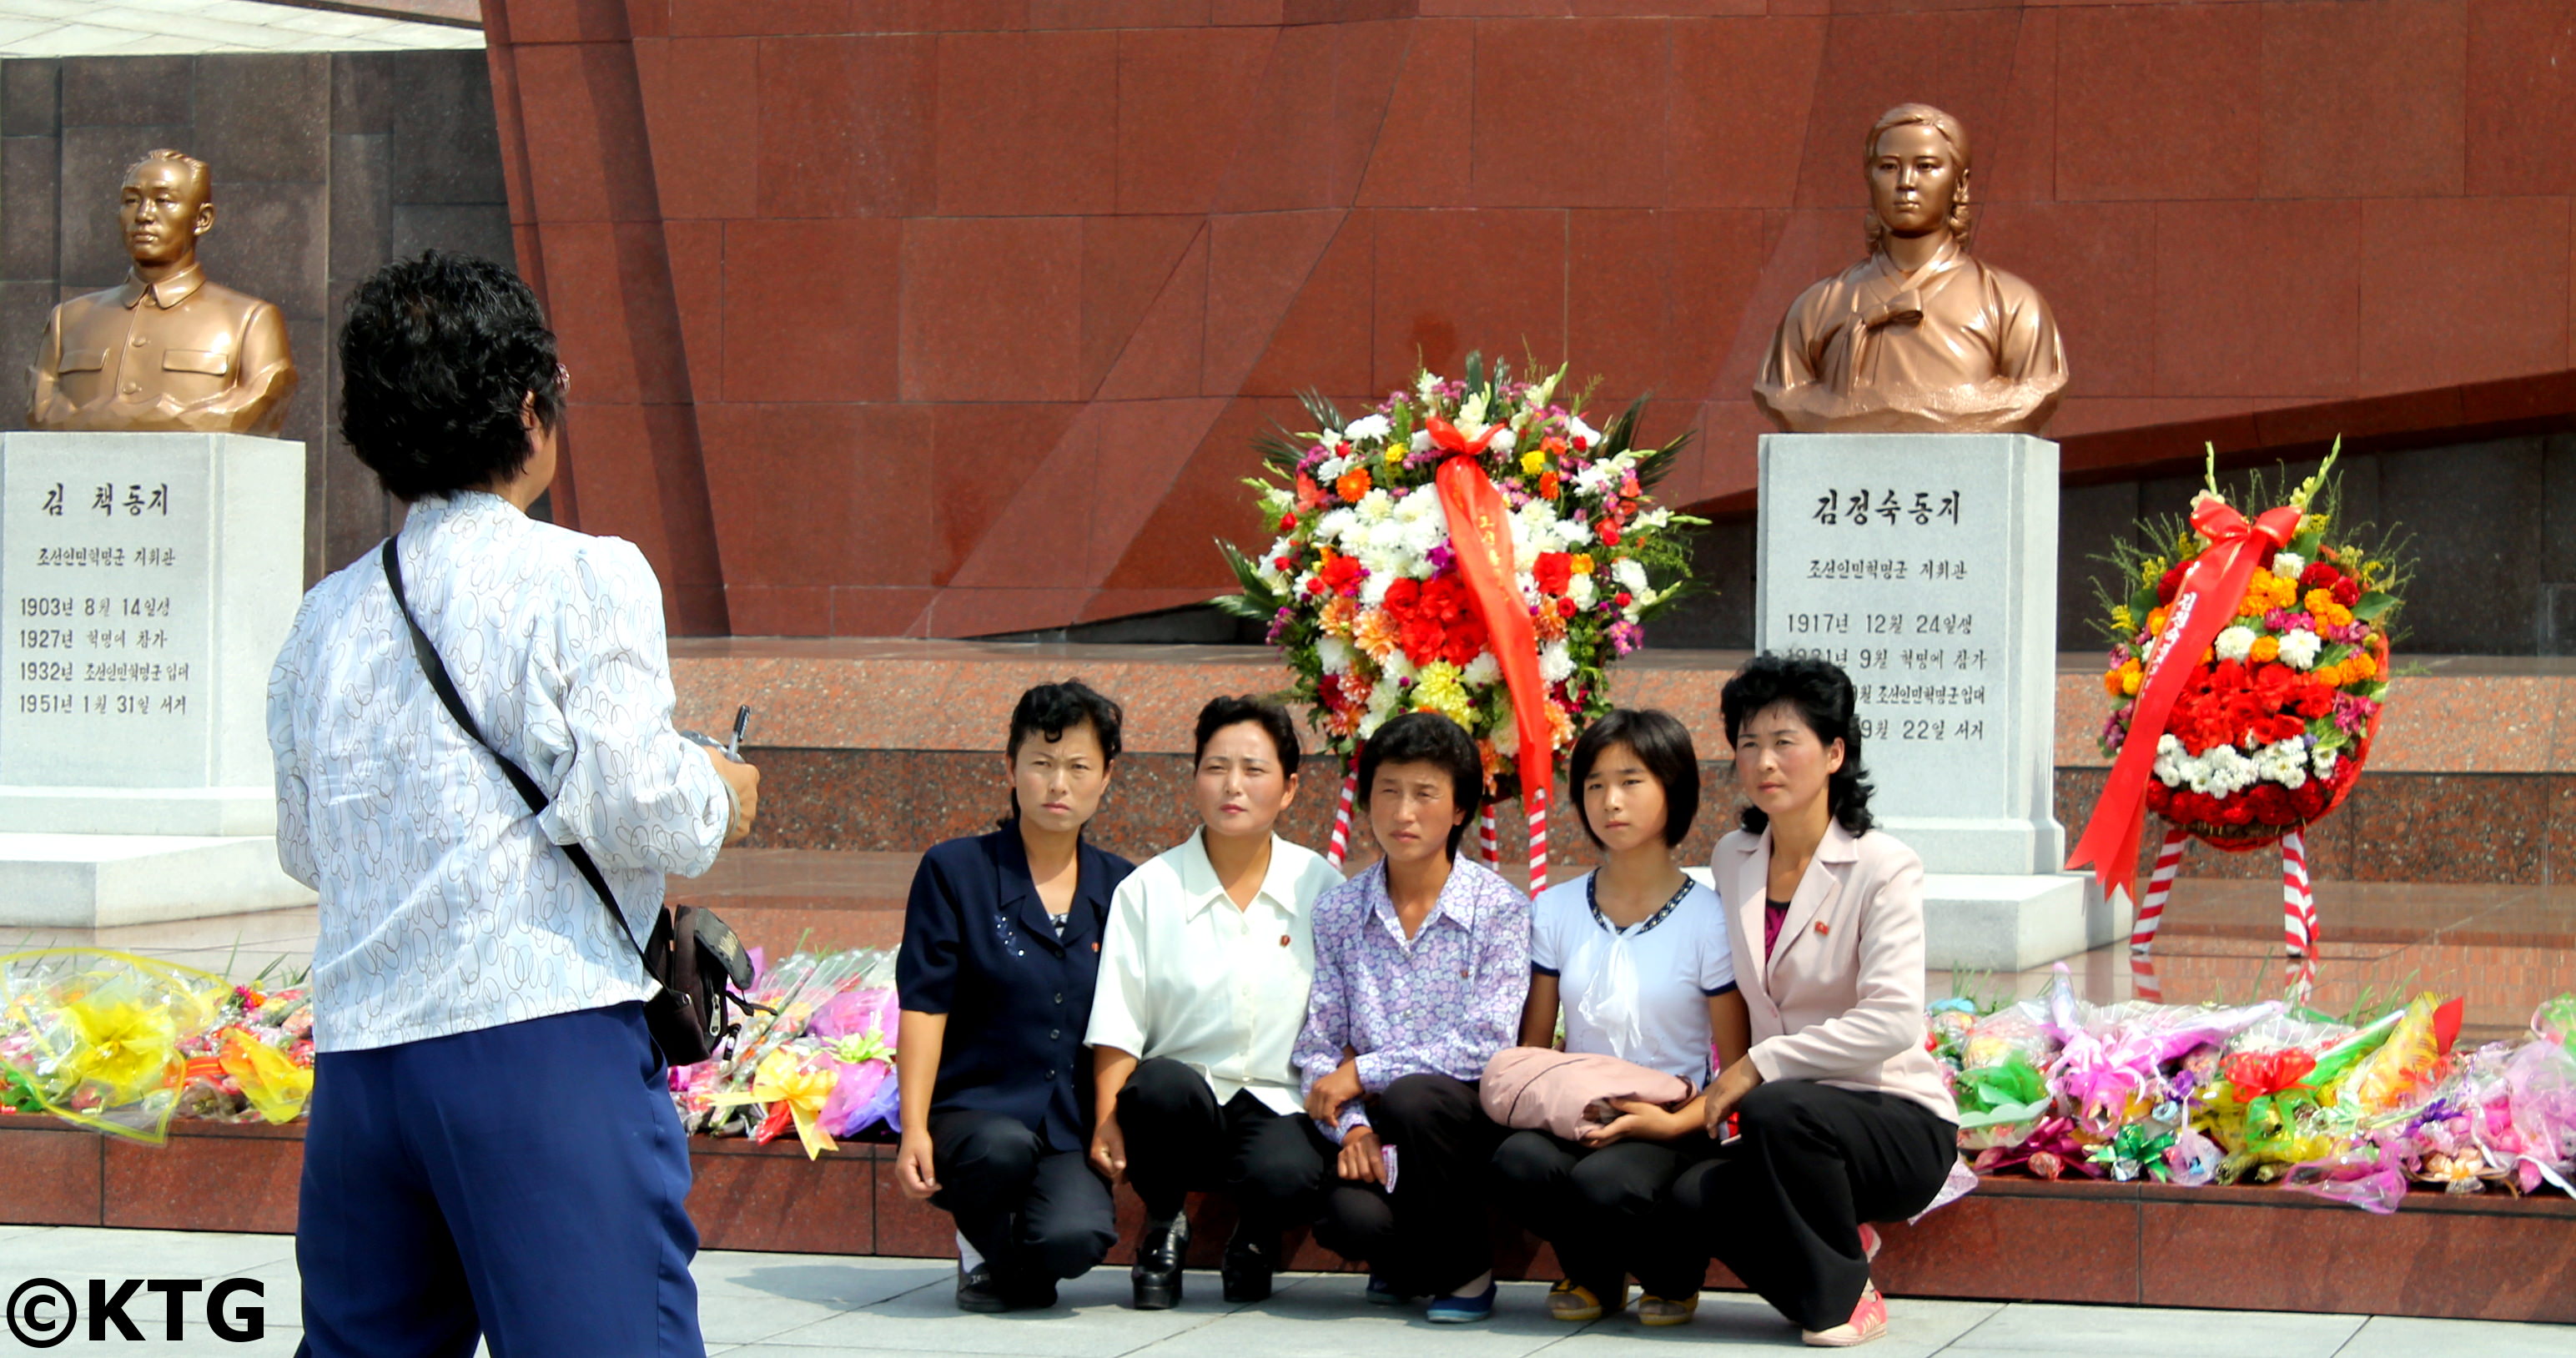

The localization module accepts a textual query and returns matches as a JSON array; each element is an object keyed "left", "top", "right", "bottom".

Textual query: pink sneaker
[
  {"left": 1857, "top": 1224, "right": 1881, "bottom": 1261},
  {"left": 1802, "top": 1285, "right": 1888, "bottom": 1347}
]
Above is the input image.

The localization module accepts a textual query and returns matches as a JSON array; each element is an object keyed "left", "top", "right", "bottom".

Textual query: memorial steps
[{"left": 3, "top": 640, "right": 2571, "bottom": 1319}]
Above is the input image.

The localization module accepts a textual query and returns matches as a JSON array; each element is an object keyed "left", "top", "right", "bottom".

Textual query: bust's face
[
  {"left": 119, "top": 161, "right": 211, "bottom": 269},
  {"left": 1868, "top": 123, "right": 1960, "bottom": 240}
]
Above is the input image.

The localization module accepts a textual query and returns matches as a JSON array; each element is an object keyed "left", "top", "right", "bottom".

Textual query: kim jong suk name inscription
[{"left": 1755, "top": 432, "right": 2065, "bottom": 877}]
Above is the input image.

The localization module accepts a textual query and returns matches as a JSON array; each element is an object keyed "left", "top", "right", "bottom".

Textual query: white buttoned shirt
[{"left": 1087, "top": 830, "right": 1346, "bottom": 1113}]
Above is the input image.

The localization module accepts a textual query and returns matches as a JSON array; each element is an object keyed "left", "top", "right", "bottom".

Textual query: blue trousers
[{"left": 294, "top": 1002, "right": 702, "bottom": 1358}]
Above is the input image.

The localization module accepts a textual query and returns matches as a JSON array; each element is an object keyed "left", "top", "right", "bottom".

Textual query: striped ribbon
[
  {"left": 2282, "top": 827, "right": 2316, "bottom": 957},
  {"left": 2128, "top": 825, "right": 2188, "bottom": 951},
  {"left": 1325, "top": 762, "right": 1357, "bottom": 868},
  {"left": 2129, "top": 949, "right": 2162, "bottom": 1003},
  {"left": 1526, "top": 789, "right": 1549, "bottom": 894},
  {"left": 1477, "top": 805, "right": 1501, "bottom": 868}
]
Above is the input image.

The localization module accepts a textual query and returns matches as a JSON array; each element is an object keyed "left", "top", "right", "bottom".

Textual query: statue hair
[
  {"left": 128, "top": 148, "right": 213, "bottom": 202},
  {"left": 1861, "top": 103, "right": 1972, "bottom": 251}
]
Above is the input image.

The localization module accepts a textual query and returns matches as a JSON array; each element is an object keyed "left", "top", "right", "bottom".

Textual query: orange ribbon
[
  {"left": 1431, "top": 439, "right": 1552, "bottom": 823},
  {"left": 2067, "top": 495, "right": 2302, "bottom": 899}
]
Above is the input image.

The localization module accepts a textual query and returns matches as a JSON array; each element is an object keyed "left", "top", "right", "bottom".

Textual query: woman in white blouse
[
  {"left": 1492, "top": 709, "right": 1749, "bottom": 1329},
  {"left": 1087, "top": 697, "right": 1345, "bottom": 1310}
]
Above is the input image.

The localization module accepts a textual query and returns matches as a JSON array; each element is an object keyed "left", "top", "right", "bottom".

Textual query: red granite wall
[{"left": 479, "top": 0, "right": 2576, "bottom": 637}]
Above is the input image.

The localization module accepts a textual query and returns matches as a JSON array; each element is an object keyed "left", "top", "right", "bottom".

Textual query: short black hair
[
  {"left": 1568, "top": 708, "right": 1701, "bottom": 849},
  {"left": 340, "top": 251, "right": 566, "bottom": 503},
  {"left": 1720, "top": 653, "right": 1875, "bottom": 837},
  {"left": 1356, "top": 711, "right": 1484, "bottom": 860},
  {"left": 1194, "top": 695, "right": 1301, "bottom": 776},
  {"left": 1008, "top": 680, "right": 1124, "bottom": 764}
]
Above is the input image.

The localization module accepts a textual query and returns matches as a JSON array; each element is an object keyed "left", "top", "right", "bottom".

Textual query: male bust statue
[
  {"left": 1753, "top": 104, "right": 2065, "bottom": 435},
  {"left": 27, "top": 148, "right": 297, "bottom": 436}
]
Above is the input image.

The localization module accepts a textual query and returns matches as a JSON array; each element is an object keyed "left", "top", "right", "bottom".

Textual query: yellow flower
[
  {"left": 2305, "top": 588, "right": 2353, "bottom": 628},
  {"left": 1571, "top": 554, "right": 1596, "bottom": 576},
  {"left": 1410, "top": 661, "right": 1474, "bottom": 727},
  {"left": 2111, "top": 605, "right": 2135, "bottom": 631},
  {"left": 2250, "top": 635, "right": 2280, "bottom": 664},
  {"left": 1521, "top": 449, "right": 1547, "bottom": 476},
  {"left": 2348, "top": 651, "right": 2377, "bottom": 680},
  {"left": 1384, "top": 444, "right": 1403, "bottom": 465},
  {"left": 2119, "top": 660, "right": 2142, "bottom": 696},
  {"left": 2103, "top": 667, "right": 2124, "bottom": 696},
  {"left": 2146, "top": 607, "right": 2169, "bottom": 636}
]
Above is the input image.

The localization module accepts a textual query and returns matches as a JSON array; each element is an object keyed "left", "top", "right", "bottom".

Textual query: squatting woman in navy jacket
[{"left": 894, "top": 681, "right": 1138, "bottom": 1314}]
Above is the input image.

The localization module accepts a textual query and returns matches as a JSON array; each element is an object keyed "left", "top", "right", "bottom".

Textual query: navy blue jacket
[{"left": 895, "top": 824, "right": 1135, "bottom": 1150}]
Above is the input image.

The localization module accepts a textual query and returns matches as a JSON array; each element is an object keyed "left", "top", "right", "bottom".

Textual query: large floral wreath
[{"left": 1215, "top": 356, "right": 1699, "bottom": 811}]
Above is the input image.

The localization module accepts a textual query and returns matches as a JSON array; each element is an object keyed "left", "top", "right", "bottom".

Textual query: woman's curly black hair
[
  {"left": 1002, "top": 680, "right": 1125, "bottom": 826},
  {"left": 339, "top": 251, "right": 566, "bottom": 502},
  {"left": 1720, "top": 653, "right": 1875, "bottom": 838}
]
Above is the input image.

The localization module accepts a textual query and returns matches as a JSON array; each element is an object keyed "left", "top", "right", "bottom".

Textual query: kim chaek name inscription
[{"left": 3, "top": 451, "right": 214, "bottom": 784}]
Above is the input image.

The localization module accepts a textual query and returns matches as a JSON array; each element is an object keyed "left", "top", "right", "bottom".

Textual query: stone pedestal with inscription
[
  {"left": 0, "top": 431, "right": 314, "bottom": 926},
  {"left": 1755, "top": 433, "right": 2125, "bottom": 970}
]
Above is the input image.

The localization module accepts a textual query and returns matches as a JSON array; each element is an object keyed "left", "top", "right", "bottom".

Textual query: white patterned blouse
[{"left": 268, "top": 491, "right": 729, "bottom": 1054}]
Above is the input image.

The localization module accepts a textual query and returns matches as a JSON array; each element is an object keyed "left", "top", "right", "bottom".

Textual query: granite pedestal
[
  {"left": 1755, "top": 433, "right": 2123, "bottom": 969},
  {"left": 0, "top": 432, "right": 314, "bottom": 925}
]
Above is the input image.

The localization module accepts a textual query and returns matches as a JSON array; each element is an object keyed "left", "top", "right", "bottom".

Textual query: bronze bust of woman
[{"left": 1753, "top": 104, "right": 2065, "bottom": 435}]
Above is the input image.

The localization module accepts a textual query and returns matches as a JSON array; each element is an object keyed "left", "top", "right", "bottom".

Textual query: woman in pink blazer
[{"left": 1671, "top": 655, "right": 1959, "bottom": 1348}]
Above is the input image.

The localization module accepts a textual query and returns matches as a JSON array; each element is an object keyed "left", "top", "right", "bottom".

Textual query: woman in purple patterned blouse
[{"left": 1293, "top": 712, "right": 1532, "bottom": 1323}]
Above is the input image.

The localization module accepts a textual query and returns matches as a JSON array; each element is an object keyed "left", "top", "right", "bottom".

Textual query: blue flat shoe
[
  {"left": 1426, "top": 1281, "right": 1497, "bottom": 1324},
  {"left": 1365, "top": 1274, "right": 1410, "bottom": 1306}
]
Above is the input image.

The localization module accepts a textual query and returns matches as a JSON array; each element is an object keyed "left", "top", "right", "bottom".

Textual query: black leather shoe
[
  {"left": 1132, "top": 1213, "right": 1190, "bottom": 1310},
  {"left": 1220, "top": 1225, "right": 1276, "bottom": 1305},
  {"left": 959, "top": 1263, "right": 1059, "bottom": 1312},
  {"left": 957, "top": 1262, "right": 1011, "bottom": 1314}
]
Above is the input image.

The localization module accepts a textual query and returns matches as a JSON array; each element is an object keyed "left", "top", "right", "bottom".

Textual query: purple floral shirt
[{"left": 1293, "top": 856, "right": 1532, "bottom": 1140}]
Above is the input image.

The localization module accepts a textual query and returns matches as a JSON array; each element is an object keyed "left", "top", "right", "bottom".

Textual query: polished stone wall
[{"left": 0, "top": 52, "right": 513, "bottom": 586}]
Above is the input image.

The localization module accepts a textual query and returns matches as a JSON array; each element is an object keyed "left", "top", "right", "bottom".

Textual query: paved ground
[{"left": 0, "top": 1226, "right": 2565, "bottom": 1357}]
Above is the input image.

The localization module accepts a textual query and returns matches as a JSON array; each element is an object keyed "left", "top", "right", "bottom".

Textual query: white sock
[{"left": 957, "top": 1230, "right": 985, "bottom": 1273}]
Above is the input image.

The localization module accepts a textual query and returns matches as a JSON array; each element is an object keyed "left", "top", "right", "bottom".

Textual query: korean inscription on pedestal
[{"left": 3, "top": 450, "right": 212, "bottom": 785}]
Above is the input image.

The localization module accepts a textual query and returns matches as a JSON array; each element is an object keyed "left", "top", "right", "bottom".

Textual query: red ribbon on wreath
[
  {"left": 1426, "top": 415, "right": 1555, "bottom": 888},
  {"left": 2068, "top": 494, "right": 2303, "bottom": 901}
]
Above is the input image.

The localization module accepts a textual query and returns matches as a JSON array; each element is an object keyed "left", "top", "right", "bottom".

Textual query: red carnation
[
  {"left": 2332, "top": 576, "right": 2362, "bottom": 606},
  {"left": 1384, "top": 577, "right": 1421, "bottom": 614},
  {"left": 1320, "top": 555, "right": 1366, "bottom": 596},
  {"left": 1279, "top": 513, "right": 1297, "bottom": 532},
  {"left": 2246, "top": 782, "right": 2295, "bottom": 825},
  {"left": 1615, "top": 591, "right": 1633, "bottom": 608},
  {"left": 2293, "top": 777, "right": 2332, "bottom": 818},
  {"left": 2156, "top": 563, "right": 2187, "bottom": 606},
  {"left": 1597, "top": 521, "right": 1622, "bottom": 547},
  {"left": 1556, "top": 597, "right": 1577, "bottom": 618},
  {"left": 1533, "top": 552, "right": 1573, "bottom": 596},
  {"left": 2299, "top": 561, "right": 2339, "bottom": 591},
  {"left": 1438, "top": 614, "right": 1488, "bottom": 668}
]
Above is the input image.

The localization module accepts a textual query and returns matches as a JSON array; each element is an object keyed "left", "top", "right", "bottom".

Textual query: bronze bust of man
[
  {"left": 27, "top": 148, "right": 297, "bottom": 436},
  {"left": 1753, "top": 104, "right": 2065, "bottom": 435}
]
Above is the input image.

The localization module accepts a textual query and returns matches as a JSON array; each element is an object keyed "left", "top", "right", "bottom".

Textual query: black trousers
[
  {"left": 929, "top": 1109, "right": 1117, "bottom": 1283},
  {"left": 1491, "top": 1129, "right": 1717, "bottom": 1299},
  {"left": 1314, "top": 1073, "right": 1505, "bottom": 1298},
  {"left": 1668, "top": 1080, "right": 1956, "bottom": 1330},
  {"left": 1115, "top": 1057, "right": 1331, "bottom": 1235}
]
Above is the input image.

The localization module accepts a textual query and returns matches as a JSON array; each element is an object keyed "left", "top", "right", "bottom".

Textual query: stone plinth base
[
  {"left": 1922, "top": 872, "right": 2124, "bottom": 973},
  {"left": 0, "top": 832, "right": 313, "bottom": 928},
  {"left": 0, "top": 784, "right": 275, "bottom": 837}
]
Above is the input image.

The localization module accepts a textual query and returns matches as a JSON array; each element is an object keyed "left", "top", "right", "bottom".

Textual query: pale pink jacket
[{"left": 1710, "top": 821, "right": 1957, "bottom": 1120}]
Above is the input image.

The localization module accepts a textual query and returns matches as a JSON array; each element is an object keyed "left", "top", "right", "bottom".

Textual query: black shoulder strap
[{"left": 380, "top": 536, "right": 649, "bottom": 964}]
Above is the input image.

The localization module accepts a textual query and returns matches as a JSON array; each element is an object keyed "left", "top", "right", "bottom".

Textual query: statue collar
[
  {"left": 1869, "top": 237, "right": 1965, "bottom": 291},
  {"left": 119, "top": 264, "right": 208, "bottom": 311}
]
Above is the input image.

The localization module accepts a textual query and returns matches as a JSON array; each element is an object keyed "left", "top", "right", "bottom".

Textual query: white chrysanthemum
[
  {"left": 1400, "top": 516, "right": 1445, "bottom": 557},
  {"left": 1378, "top": 651, "right": 1417, "bottom": 687},
  {"left": 1556, "top": 518, "right": 1592, "bottom": 548},
  {"left": 1344, "top": 413, "right": 1391, "bottom": 444},
  {"left": 2272, "top": 551, "right": 2304, "bottom": 579},
  {"left": 1318, "top": 636, "right": 1353, "bottom": 675},
  {"left": 1409, "top": 429, "right": 1433, "bottom": 454},
  {"left": 1395, "top": 488, "right": 1438, "bottom": 522},
  {"left": 1317, "top": 427, "right": 1342, "bottom": 450},
  {"left": 1315, "top": 453, "right": 1351, "bottom": 481},
  {"left": 1355, "top": 488, "right": 1394, "bottom": 524},
  {"left": 1568, "top": 573, "right": 1596, "bottom": 609},
  {"left": 1365, "top": 519, "right": 1409, "bottom": 556},
  {"left": 1358, "top": 711, "right": 1386, "bottom": 738},
  {"left": 1490, "top": 698, "right": 1521, "bottom": 756},
  {"left": 1515, "top": 570, "right": 1540, "bottom": 609},
  {"left": 1462, "top": 653, "right": 1500, "bottom": 686},
  {"left": 1567, "top": 415, "right": 1601, "bottom": 447},
  {"left": 2276, "top": 629, "right": 2322, "bottom": 671},
  {"left": 1316, "top": 509, "right": 1357, "bottom": 545},
  {"left": 2314, "top": 746, "right": 2340, "bottom": 781},
  {"left": 2213, "top": 626, "right": 2257, "bottom": 663},
  {"left": 2153, "top": 733, "right": 2187, "bottom": 785},
  {"left": 1416, "top": 370, "right": 1442, "bottom": 400},
  {"left": 1539, "top": 641, "right": 1574, "bottom": 684},
  {"left": 1360, "top": 571, "right": 1395, "bottom": 606},
  {"left": 1613, "top": 558, "right": 1650, "bottom": 596},
  {"left": 2253, "top": 739, "right": 2308, "bottom": 789},
  {"left": 1489, "top": 427, "right": 1517, "bottom": 455}
]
